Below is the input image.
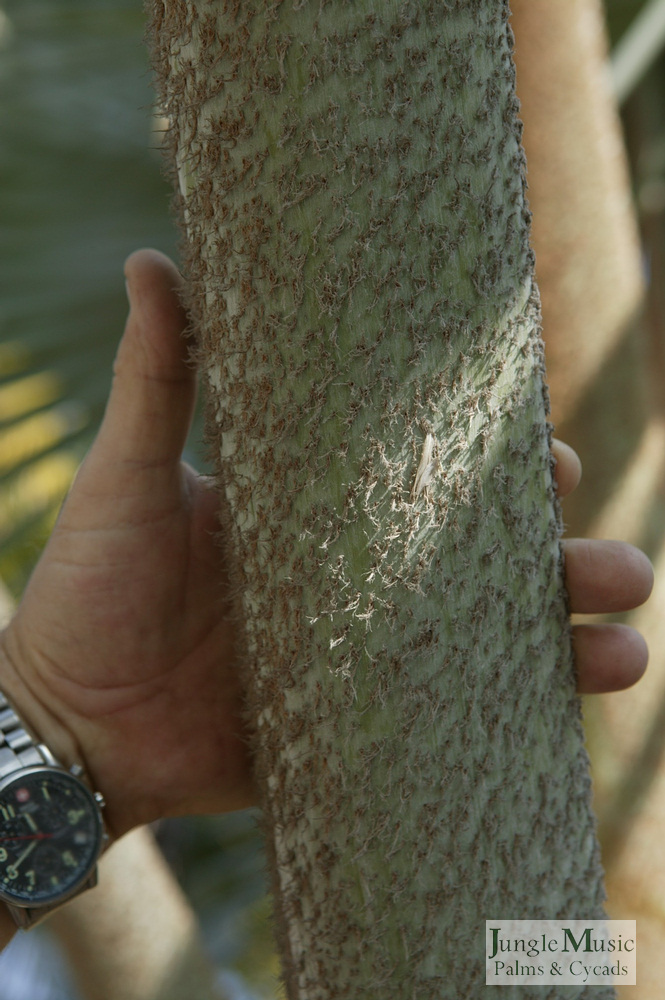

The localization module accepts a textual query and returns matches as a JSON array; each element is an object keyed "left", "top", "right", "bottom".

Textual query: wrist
[
  {"left": 0, "top": 625, "right": 84, "bottom": 779},
  {"left": 0, "top": 627, "right": 109, "bottom": 931}
]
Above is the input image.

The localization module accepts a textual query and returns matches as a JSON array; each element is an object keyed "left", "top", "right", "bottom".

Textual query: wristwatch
[{"left": 0, "top": 689, "right": 108, "bottom": 929}]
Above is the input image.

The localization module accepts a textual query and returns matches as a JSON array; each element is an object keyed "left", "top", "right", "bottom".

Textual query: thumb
[
  {"left": 56, "top": 250, "right": 198, "bottom": 535},
  {"left": 85, "top": 249, "right": 196, "bottom": 484}
]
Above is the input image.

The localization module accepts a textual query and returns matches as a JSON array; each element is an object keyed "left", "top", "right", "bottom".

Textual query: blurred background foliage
[
  {"left": 0, "top": 0, "right": 178, "bottom": 598},
  {"left": 0, "top": 1, "right": 276, "bottom": 996},
  {"left": 1, "top": 0, "right": 665, "bottom": 995}
]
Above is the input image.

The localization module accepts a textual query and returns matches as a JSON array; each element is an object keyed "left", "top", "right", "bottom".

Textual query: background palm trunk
[
  {"left": 511, "top": 0, "right": 645, "bottom": 436},
  {"left": 149, "top": 2, "right": 611, "bottom": 995},
  {"left": 512, "top": 3, "right": 665, "bottom": 996},
  {"left": 511, "top": 0, "right": 648, "bottom": 536}
]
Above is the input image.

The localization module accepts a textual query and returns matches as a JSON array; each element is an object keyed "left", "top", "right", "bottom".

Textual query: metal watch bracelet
[
  {"left": 0, "top": 691, "right": 56, "bottom": 777},
  {"left": 0, "top": 690, "right": 105, "bottom": 930}
]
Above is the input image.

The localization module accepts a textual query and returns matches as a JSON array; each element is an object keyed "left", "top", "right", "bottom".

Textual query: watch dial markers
[{"left": 0, "top": 768, "right": 103, "bottom": 906}]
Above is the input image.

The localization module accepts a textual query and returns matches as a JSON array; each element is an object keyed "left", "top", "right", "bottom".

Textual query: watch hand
[
  {"left": 12, "top": 840, "right": 39, "bottom": 870},
  {"left": 21, "top": 812, "right": 38, "bottom": 833}
]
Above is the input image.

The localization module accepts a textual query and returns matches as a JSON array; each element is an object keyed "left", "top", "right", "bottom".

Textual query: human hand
[
  {"left": 552, "top": 440, "right": 653, "bottom": 694},
  {"left": 0, "top": 251, "right": 653, "bottom": 849},
  {"left": 0, "top": 250, "right": 255, "bottom": 847}
]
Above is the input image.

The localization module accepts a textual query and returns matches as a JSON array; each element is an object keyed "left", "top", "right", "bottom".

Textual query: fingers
[
  {"left": 573, "top": 623, "right": 648, "bottom": 694},
  {"left": 92, "top": 249, "right": 195, "bottom": 475},
  {"left": 563, "top": 539, "right": 654, "bottom": 614},
  {"left": 551, "top": 444, "right": 653, "bottom": 695},
  {"left": 565, "top": 538, "right": 654, "bottom": 695},
  {"left": 551, "top": 439, "right": 582, "bottom": 499}
]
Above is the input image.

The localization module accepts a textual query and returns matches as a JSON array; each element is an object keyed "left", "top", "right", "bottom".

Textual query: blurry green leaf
[{"left": 0, "top": 0, "right": 179, "bottom": 595}]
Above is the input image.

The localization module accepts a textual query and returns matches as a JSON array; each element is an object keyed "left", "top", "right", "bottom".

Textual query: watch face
[{"left": 0, "top": 767, "right": 103, "bottom": 907}]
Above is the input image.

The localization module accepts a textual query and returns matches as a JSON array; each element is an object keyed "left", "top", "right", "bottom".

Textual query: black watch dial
[{"left": 0, "top": 767, "right": 103, "bottom": 907}]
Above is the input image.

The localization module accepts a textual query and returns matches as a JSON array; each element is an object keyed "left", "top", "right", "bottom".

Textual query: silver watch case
[{"left": 0, "top": 752, "right": 107, "bottom": 929}]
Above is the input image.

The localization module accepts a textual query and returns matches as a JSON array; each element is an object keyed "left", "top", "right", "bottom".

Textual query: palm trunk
[
  {"left": 511, "top": 0, "right": 648, "bottom": 539},
  {"left": 511, "top": 0, "right": 644, "bottom": 432},
  {"left": 148, "top": 2, "right": 611, "bottom": 995}
]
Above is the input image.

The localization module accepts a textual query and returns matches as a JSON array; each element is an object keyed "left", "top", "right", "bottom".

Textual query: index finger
[{"left": 551, "top": 439, "right": 582, "bottom": 499}]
